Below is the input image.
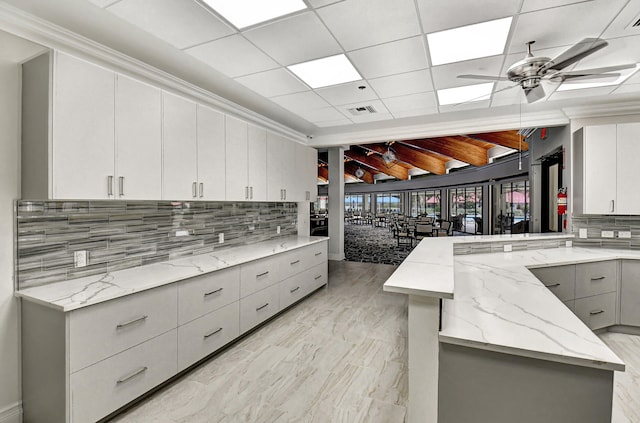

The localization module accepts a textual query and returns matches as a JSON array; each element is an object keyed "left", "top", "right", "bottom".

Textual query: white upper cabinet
[
  {"left": 196, "top": 104, "right": 226, "bottom": 201},
  {"left": 225, "top": 115, "right": 249, "bottom": 201},
  {"left": 574, "top": 123, "right": 640, "bottom": 215},
  {"left": 247, "top": 124, "right": 267, "bottom": 201},
  {"left": 115, "top": 74, "right": 162, "bottom": 200},
  {"left": 266, "top": 132, "right": 295, "bottom": 201},
  {"left": 52, "top": 52, "right": 115, "bottom": 199},
  {"left": 295, "top": 143, "right": 318, "bottom": 202},
  {"left": 162, "top": 91, "right": 198, "bottom": 201}
]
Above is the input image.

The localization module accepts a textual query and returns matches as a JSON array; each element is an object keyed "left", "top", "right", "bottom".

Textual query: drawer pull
[
  {"left": 314, "top": 252, "right": 322, "bottom": 256},
  {"left": 204, "top": 327, "right": 223, "bottom": 339},
  {"left": 256, "top": 303, "right": 269, "bottom": 311},
  {"left": 204, "top": 287, "right": 223, "bottom": 297},
  {"left": 116, "top": 315, "right": 148, "bottom": 329},
  {"left": 116, "top": 366, "right": 148, "bottom": 384},
  {"left": 290, "top": 286, "right": 300, "bottom": 293},
  {"left": 545, "top": 283, "right": 560, "bottom": 288},
  {"left": 590, "top": 310, "right": 605, "bottom": 315},
  {"left": 256, "top": 271, "right": 269, "bottom": 277},
  {"left": 590, "top": 276, "right": 605, "bottom": 281},
  {"left": 290, "top": 260, "right": 300, "bottom": 265},
  {"left": 314, "top": 275, "right": 322, "bottom": 280}
]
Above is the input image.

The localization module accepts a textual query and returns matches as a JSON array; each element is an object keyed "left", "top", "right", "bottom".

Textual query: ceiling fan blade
[
  {"left": 457, "top": 74, "right": 509, "bottom": 81},
  {"left": 555, "top": 64, "right": 636, "bottom": 77},
  {"left": 541, "top": 38, "right": 608, "bottom": 72},
  {"left": 560, "top": 73, "right": 621, "bottom": 83},
  {"left": 524, "top": 85, "right": 545, "bottom": 103}
]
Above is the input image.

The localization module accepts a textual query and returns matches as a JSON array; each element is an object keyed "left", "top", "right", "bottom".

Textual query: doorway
[{"left": 541, "top": 150, "right": 563, "bottom": 232}]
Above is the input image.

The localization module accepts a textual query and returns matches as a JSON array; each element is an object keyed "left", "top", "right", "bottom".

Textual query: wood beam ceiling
[
  {"left": 344, "top": 162, "right": 375, "bottom": 184},
  {"left": 317, "top": 164, "right": 328, "bottom": 182},
  {"left": 467, "top": 130, "right": 529, "bottom": 151},
  {"left": 344, "top": 148, "right": 409, "bottom": 180},
  {"left": 399, "top": 136, "right": 490, "bottom": 167},
  {"left": 362, "top": 143, "right": 448, "bottom": 175}
]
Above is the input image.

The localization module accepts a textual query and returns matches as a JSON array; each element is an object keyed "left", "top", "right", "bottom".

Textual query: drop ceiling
[{"left": 2, "top": 0, "right": 640, "bottom": 145}]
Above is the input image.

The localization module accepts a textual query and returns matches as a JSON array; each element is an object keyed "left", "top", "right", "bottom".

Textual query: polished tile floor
[{"left": 112, "top": 261, "right": 639, "bottom": 423}]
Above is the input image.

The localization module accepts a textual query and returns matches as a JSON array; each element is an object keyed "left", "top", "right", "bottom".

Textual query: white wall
[{"left": 0, "top": 60, "right": 22, "bottom": 422}]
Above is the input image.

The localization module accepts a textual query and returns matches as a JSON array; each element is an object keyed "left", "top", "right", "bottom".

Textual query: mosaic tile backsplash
[
  {"left": 16, "top": 201, "right": 297, "bottom": 289},
  {"left": 572, "top": 215, "right": 640, "bottom": 249},
  {"left": 453, "top": 238, "right": 570, "bottom": 255}
]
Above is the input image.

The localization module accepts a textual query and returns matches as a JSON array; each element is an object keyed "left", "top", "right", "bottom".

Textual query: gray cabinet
[
  {"left": 529, "top": 265, "right": 575, "bottom": 302},
  {"left": 621, "top": 260, "right": 640, "bottom": 326}
]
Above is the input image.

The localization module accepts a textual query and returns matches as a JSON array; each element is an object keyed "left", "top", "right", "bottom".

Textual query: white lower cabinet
[
  {"left": 240, "top": 283, "right": 281, "bottom": 334},
  {"left": 574, "top": 291, "right": 617, "bottom": 330},
  {"left": 621, "top": 260, "right": 640, "bottom": 326},
  {"left": 71, "top": 329, "right": 177, "bottom": 423}
]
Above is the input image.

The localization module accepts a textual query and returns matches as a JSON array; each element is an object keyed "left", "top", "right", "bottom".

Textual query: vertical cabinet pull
[
  {"left": 119, "top": 176, "right": 124, "bottom": 197},
  {"left": 107, "top": 175, "right": 114, "bottom": 196},
  {"left": 116, "top": 366, "right": 148, "bottom": 384},
  {"left": 284, "top": 189, "right": 286, "bottom": 200},
  {"left": 250, "top": 186, "right": 253, "bottom": 199},
  {"left": 245, "top": 186, "right": 249, "bottom": 200},
  {"left": 199, "top": 182, "right": 204, "bottom": 198},
  {"left": 192, "top": 182, "right": 197, "bottom": 198},
  {"left": 611, "top": 200, "right": 615, "bottom": 212}
]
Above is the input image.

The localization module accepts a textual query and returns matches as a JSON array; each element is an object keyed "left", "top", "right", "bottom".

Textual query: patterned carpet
[{"left": 344, "top": 223, "right": 413, "bottom": 266}]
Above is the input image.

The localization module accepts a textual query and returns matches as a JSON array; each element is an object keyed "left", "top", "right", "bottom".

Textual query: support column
[{"left": 328, "top": 147, "right": 344, "bottom": 261}]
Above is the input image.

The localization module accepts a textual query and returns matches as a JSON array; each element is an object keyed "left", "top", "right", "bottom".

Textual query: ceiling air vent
[
  {"left": 347, "top": 105, "right": 377, "bottom": 116},
  {"left": 632, "top": 16, "right": 640, "bottom": 27}
]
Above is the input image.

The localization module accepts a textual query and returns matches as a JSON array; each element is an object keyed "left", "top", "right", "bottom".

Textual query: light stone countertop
[
  {"left": 383, "top": 233, "right": 631, "bottom": 372},
  {"left": 16, "top": 236, "right": 329, "bottom": 312}
]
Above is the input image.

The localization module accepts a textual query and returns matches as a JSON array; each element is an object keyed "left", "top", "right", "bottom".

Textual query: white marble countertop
[{"left": 16, "top": 236, "right": 329, "bottom": 312}]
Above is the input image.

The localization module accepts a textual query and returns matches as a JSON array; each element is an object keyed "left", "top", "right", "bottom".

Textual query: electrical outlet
[
  {"left": 74, "top": 250, "right": 87, "bottom": 268},
  {"left": 277, "top": 226, "right": 281, "bottom": 234},
  {"left": 579, "top": 228, "right": 588, "bottom": 239},
  {"left": 218, "top": 233, "right": 224, "bottom": 244},
  {"left": 175, "top": 230, "right": 189, "bottom": 237},
  {"left": 601, "top": 230, "right": 614, "bottom": 238},
  {"left": 248, "top": 224, "right": 255, "bottom": 231},
  {"left": 503, "top": 244, "right": 512, "bottom": 252},
  {"left": 619, "top": 231, "right": 632, "bottom": 239},
  {"left": 566, "top": 240, "right": 573, "bottom": 248}
]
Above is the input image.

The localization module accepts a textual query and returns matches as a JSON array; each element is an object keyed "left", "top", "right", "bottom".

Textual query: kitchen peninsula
[{"left": 385, "top": 233, "right": 632, "bottom": 423}]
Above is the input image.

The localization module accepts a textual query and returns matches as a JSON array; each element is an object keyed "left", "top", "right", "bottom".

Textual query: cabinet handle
[
  {"left": 314, "top": 252, "right": 322, "bottom": 256},
  {"left": 204, "top": 287, "right": 223, "bottom": 297},
  {"left": 199, "top": 182, "right": 204, "bottom": 198},
  {"left": 284, "top": 189, "right": 286, "bottom": 200},
  {"left": 590, "top": 276, "right": 605, "bottom": 281},
  {"left": 280, "top": 189, "right": 284, "bottom": 201},
  {"left": 545, "top": 283, "right": 560, "bottom": 288},
  {"left": 116, "top": 315, "right": 148, "bottom": 329},
  {"left": 611, "top": 200, "right": 615, "bottom": 212},
  {"left": 250, "top": 186, "right": 253, "bottom": 199},
  {"left": 119, "top": 176, "right": 124, "bottom": 197},
  {"left": 256, "top": 271, "right": 269, "bottom": 277},
  {"left": 290, "top": 286, "right": 300, "bottom": 293},
  {"left": 204, "top": 327, "right": 223, "bottom": 339},
  {"left": 107, "top": 175, "right": 114, "bottom": 196},
  {"left": 314, "top": 275, "right": 322, "bottom": 280},
  {"left": 245, "top": 186, "right": 249, "bottom": 199},
  {"left": 256, "top": 303, "right": 269, "bottom": 311},
  {"left": 116, "top": 366, "right": 148, "bottom": 384},
  {"left": 590, "top": 310, "right": 605, "bottom": 315},
  {"left": 290, "top": 260, "right": 300, "bottom": 265},
  {"left": 192, "top": 182, "right": 198, "bottom": 198}
]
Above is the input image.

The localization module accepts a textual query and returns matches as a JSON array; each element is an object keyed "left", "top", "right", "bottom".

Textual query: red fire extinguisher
[{"left": 557, "top": 188, "right": 567, "bottom": 215}]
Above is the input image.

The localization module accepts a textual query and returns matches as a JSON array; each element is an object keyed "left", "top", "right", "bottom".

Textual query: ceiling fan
[{"left": 458, "top": 38, "right": 636, "bottom": 103}]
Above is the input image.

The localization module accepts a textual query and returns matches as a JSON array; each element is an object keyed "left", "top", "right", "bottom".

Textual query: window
[
  {"left": 409, "top": 190, "right": 441, "bottom": 218},
  {"left": 344, "top": 194, "right": 371, "bottom": 213},
  {"left": 312, "top": 196, "right": 328, "bottom": 215},
  {"left": 492, "top": 180, "right": 529, "bottom": 234},
  {"left": 449, "top": 186, "right": 483, "bottom": 234},
  {"left": 376, "top": 193, "right": 403, "bottom": 214}
]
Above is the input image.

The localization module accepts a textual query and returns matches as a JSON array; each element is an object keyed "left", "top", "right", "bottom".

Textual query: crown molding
[
  {"left": 561, "top": 100, "right": 640, "bottom": 120},
  {"left": 0, "top": 2, "right": 307, "bottom": 144}
]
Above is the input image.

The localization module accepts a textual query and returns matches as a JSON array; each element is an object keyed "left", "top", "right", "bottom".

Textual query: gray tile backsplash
[
  {"left": 453, "top": 239, "right": 567, "bottom": 255},
  {"left": 16, "top": 200, "right": 297, "bottom": 289},
  {"left": 572, "top": 215, "right": 640, "bottom": 249}
]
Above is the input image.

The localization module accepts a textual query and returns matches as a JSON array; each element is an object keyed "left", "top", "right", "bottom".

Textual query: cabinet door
[
  {"left": 307, "top": 146, "right": 318, "bottom": 202},
  {"left": 115, "top": 74, "right": 162, "bottom": 200},
  {"left": 529, "top": 265, "right": 575, "bottom": 302},
  {"left": 294, "top": 143, "right": 316, "bottom": 202},
  {"left": 266, "top": 132, "right": 286, "bottom": 201},
  {"left": 621, "top": 260, "right": 640, "bottom": 326},
  {"left": 616, "top": 123, "right": 640, "bottom": 214},
  {"left": 197, "top": 105, "right": 226, "bottom": 200},
  {"left": 582, "top": 125, "right": 617, "bottom": 214},
  {"left": 52, "top": 52, "right": 115, "bottom": 199},
  {"left": 248, "top": 124, "right": 267, "bottom": 201},
  {"left": 162, "top": 92, "right": 197, "bottom": 200},
  {"left": 225, "top": 115, "right": 248, "bottom": 201}
]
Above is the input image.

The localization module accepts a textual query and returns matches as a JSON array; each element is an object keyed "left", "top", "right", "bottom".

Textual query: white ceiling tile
[
  {"left": 316, "top": 80, "right": 378, "bottom": 105},
  {"left": 417, "top": 0, "right": 520, "bottom": 33},
  {"left": 316, "top": 0, "right": 421, "bottom": 50},
  {"left": 431, "top": 56, "right": 505, "bottom": 90},
  {"left": 349, "top": 112, "right": 395, "bottom": 123},
  {"left": 307, "top": 0, "right": 344, "bottom": 7},
  {"left": 107, "top": 0, "right": 235, "bottom": 49},
  {"left": 602, "top": 0, "right": 640, "bottom": 39},
  {"left": 624, "top": 69, "right": 640, "bottom": 85},
  {"left": 296, "top": 107, "right": 347, "bottom": 121},
  {"left": 369, "top": 70, "right": 434, "bottom": 98},
  {"left": 438, "top": 99, "right": 490, "bottom": 113},
  {"left": 549, "top": 85, "right": 616, "bottom": 102},
  {"left": 382, "top": 92, "right": 438, "bottom": 114},
  {"left": 185, "top": 35, "right": 279, "bottom": 77},
  {"left": 521, "top": 0, "right": 596, "bottom": 13},
  {"left": 391, "top": 108, "right": 439, "bottom": 119},
  {"left": 348, "top": 37, "right": 428, "bottom": 80},
  {"left": 336, "top": 99, "right": 390, "bottom": 121},
  {"left": 510, "top": 0, "right": 628, "bottom": 53},
  {"left": 568, "top": 35, "right": 640, "bottom": 70},
  {"left": 234, "top": 68, "right": 309, "bottom": 97},
  {"left": 243, "top": 12, "right": 342, "bottom": 66},
  {"left": 271, "top": 91, "right": 332, "bottom": 111},
  {"left": 314, "top": 118, "right": 354, "bottom": 127},
  {"left": 89, "top": 0, "right": 120, "bottom": 7},
  {"left": 611, "top": 82, "right": 640, "bottom": 95},
  {"left": 489, "top": 82, "right": 524, "bottom": 107}
]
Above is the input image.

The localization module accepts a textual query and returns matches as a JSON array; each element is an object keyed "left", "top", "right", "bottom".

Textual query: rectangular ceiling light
[
  {"left": 427, "top": 17, "right": 513, "bottom": 66},
  {"left": 437, "top": 83, "right": 494, "bottom": 105},
  {"left": 288, "top": 54, "right": 362, "bottom": 89},
  {"left": 557, "top": 64, "right": 640, "bottom": 91},
  {"left": 202, "top": 0, "right": 307, "bottom": 29}
]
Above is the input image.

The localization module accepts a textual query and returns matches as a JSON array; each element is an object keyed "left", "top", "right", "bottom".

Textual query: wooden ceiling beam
[
  {"left": 363, "top": 143, "right": 448, "bottom": 175},
  {"left": 318, "top": 165, "right": 328, "bottom": 182},
  {"left": 344, "top": 162, "right": 374, "bottom": 184},
  {"left": 399, "top": 136, "right": 489, "bottom": 167},
  {"left": 467, "top": 130, "right": 529, "bottom": 151},
  {"left": 344, "top": 149, "right": 409, "bottom": 180}
]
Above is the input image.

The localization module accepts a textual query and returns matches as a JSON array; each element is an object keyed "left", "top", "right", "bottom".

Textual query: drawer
[
  {"left": 70, "top": 329, "right": 177, "bottom": 423},
  {"left": 280, "top": 272, "right": 308, "bottom": 310},
  {"left": 240, "top": 283, "right": 280, "bottom": 334},
  {"left": 574, "top": 292, "right": 617, "bottom": 330},
  {"left": 309, "top": 242, "right": 328, "bottom": 268},
  {"left": 575, "top": 261, "right": 617, "bottom": 299},
  {"left": 307, "top": 262, "right": 328, "bottom": 291},
  {"left": 177, "top": 301, "right": 239, "bottom": 371},
  {"left": 69, "top": 284, "right": 177, "bottom": 373},
  {"left": 529, "top": 265, "right": 575, "bottom": 301},
  {"left": 240, "top": 257, "right": 282, "bottom": 298},
  {"left": 178, "top": 267, "right": 240, "bottom": 325}
]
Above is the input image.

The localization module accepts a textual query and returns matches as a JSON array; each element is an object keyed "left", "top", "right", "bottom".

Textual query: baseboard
[
  {"left": 608, "top": 325, "right": 640, "bottom": 336},
  {"left": 328, "top": 253, "right": 345, "bottom": 261},
  {"left": 0, "top": 402, "right": 22, "bottom": 423}
]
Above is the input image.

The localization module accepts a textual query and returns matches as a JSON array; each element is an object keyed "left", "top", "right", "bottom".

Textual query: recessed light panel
[
  {"left": 427, "top": 17, "right": 512, "bottom": 66},
  {"left": 437, "top": 83, "right": 494, "bottom": 105},
  {"left": 557, "top": 64, "right": 640, "bottom": 91},
  {"left": 288, "top": 54, "right": 362, "bottom": 89},
  {"left": 202, "top": 0, "right": 307, "bottom": 29}
]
